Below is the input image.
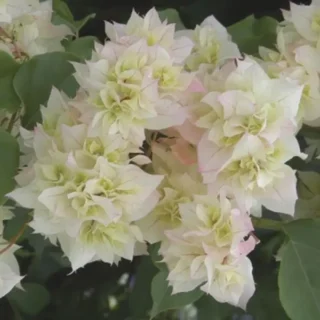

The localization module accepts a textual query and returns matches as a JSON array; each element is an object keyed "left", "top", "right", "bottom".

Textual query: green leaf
[
  {"left": 295, "top": 196, "right": 320, "bottom": 219},
  {"left": 279, "top": 219, "right": 320, "bottom": 320},
  {"left": 65, "top": 36, "right": 97, "bottom": 60},
  {"left": 74, "top": 13, "right": 96, "bottom": 33},
  {"left": 297, "top": 171, "right": 320, "bottom": 199},
  {"left": 129, "top": 256, "right": 158, "bottom": 319},
  {"left": 256, "top": 232, "right": 285, "bottom": 264},
  {"left": 0, "top": 129, "right": 19, "bottom": 202},
  {"left": 195, "top": 295, "right": 242, "bottom": 320},
  {"left": 53, "top": 0, "right": 96, "bottom": 35},
  {"left": 13, "top": 52, "right": 80, "bottom": 128},
  {"left": 28, "top": 235, "right": 70, "bottom": 283},
  {"left": 158, "top": 9, "right": 185, "bottom": 30},
  {"left": 228, "top": 15, "right": 278, "bottom": 55},
  {"left": 53, "top": 0, "right": 74, "bottom": 22},
  {"left": 3, "top": 207, "right": 31, "bottom": 243},
  {"left": 304, "top": 137, "right": 320, "bottom": 161},
  {"left": 150, "top": 271, "right": 203, "bottom": 319},
  {"left": 248, "top": 269, "right": 289, "bottom": 320},
  {"left": 8, "top": 283, "right": 50, "bottom": 316},
  {"left": 0, "top": 51, "right": 21, "bottom": 112},
  {"left": 148, "top": 243, "right": 168, "bottom": 271}
]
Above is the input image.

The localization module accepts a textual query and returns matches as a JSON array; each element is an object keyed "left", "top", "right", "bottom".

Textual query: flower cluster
[
  {"left": 0, "top": 0, "right": 71, "bottom": 60},
  {"left": 3, "top": 4, "right": 313, "bottom": 310},
  {"left": 259, "top": 0, "right": 320, "bottom": 126},
  {"left": 179, "top": 57, "right": 306, "bottom": 215},
  {"left": 10, "top": 88, "right": 163, "bottom": 271},
  {"left": 73, "top": 8, "right": 195, "bottom": 146},
  {"left": 160, "top": 193, "right": 256, "bottom": 308}
]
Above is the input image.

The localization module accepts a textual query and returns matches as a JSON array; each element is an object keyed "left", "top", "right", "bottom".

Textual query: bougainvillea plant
[{"left": 0, "top": 0, "right": 319, "bottom": 319}]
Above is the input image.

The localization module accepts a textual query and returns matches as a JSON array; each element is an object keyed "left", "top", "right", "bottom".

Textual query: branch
[{"left": 0, "top": 218, "right": 31, "bottom": 255}]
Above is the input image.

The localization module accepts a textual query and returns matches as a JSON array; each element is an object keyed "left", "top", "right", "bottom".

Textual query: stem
[
  {"left": 0, "top": 219, "right": 30, "bottom": 255},
  {"left": 252, "top": 217, "right": 284, "bottom": 231},
  {"left": 7, "top": 112, "right": 17, "bottom": 133}
]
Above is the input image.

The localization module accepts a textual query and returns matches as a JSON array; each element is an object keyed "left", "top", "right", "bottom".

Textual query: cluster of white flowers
[
  {"left": 9, "top": 88, "right": 163, "bottom": 271},
  {"left": 73, "top": 8, "right": 195, "bottom": 146},
  {"left": 3, "top": 3, "right": 313, "bottom": 309},
  {"left": 179, "top": 56, "right": 306, "bottom": 215},
  {"left": 159, "top": 192, "right": 256, "bottom": 308},
  {"left": 0, "top": 206, "right": 24, "bottom": 299},
  {"left": 0, "top": 0, "right": 71, "bottom": 59},
  {"left": 259, "top": 0, "right": 320, "bottom": 126}
]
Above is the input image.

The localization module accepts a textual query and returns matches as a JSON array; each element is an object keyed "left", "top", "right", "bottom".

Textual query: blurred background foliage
[
  {"left": 66, "top": 0, "right": 310, "bottom": 40},
  {"left": 0, "top": 0, "right": 312, "bottom": 319}
]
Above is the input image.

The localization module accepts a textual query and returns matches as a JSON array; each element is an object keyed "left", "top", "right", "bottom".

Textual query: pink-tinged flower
[{"left": 195, "top": 58, "right": 303, "bottom": 175}]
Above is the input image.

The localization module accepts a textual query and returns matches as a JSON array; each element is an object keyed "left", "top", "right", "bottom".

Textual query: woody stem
[{"left": 0, "top": 219, "right": 30, "bottom": 255}]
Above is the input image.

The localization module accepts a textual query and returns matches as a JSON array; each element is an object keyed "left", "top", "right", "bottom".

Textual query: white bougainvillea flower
[
  {"left": 287, "top": 0, "right": 320, "bottom": 43},
  {"left": 160, "top": 230, "right": 225, "bottom": 294},
  {"left": 9, "top": 145, "right": 162, "bottom": 270},
  {"left": 259, "top": 32, "right": 320, "bottom": 125},
  {"left": 178, "top": 194, "right": 254, "bottom": 251},
  {"left": 0, "top": 0, "right": 72, "bottom": 58},
  {"left": 10, "top": 155, "right": 163, "bottom": 224},
  {"left": 57, "top": 219, "right": 146, "bottom": 271},
  {"left": 73, "top": 40, "right": 190, "bottom": 146},
  {"left": 159, "top": 192, "right": 255, "bottom": 308},
  {"left": 136, "top": 142, "right": 205, "bottom": 243},
  {"left": 105, "top": 8, "right": 194, "bottom": 64},
  {"left": 0, "top": 0, "right": 38, "bottom": 23},
  {"left": 20, "top": 87, "right": 81, "bottom": 160},
  {"left": 173, "top": 60, "right": 237, "bottom": 145},
  {"left": 196, "top": 58, "right": 303, "bottom": 174},
  {"left": 180, "top": 15, "right": 240, "bottom": 71},
  {"left": 205, "top": 136, "right": 306, "bottom": 215},
  {"left": 201, "top": 255, "right": 255, "bottom": 309},
  {"left": 0, "top": 244, "right": 24, "bottom": 299},
  {"left": 57, "top": 123, "right": 150, "bottom": 168}
]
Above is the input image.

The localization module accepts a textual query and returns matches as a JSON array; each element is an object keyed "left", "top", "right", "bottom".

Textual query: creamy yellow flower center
[
  {"left": 221, "top": 103, "right": 277, "bottom": 147},
  {"left": 40, "top": 164, "right": 69, "bottom": 186},
  {"left": 80, "top": 221, "right": 127, "bottom": 245},
  {"left": 84, "top": 137, "right": 104, "bottom": 156},
  {"left": 153, "top": 65, "right": 181, "bottom": 90},
  {"left": 215, "top": 219, "right": 233, "bottom": 246},
  {"left": 156, "top": 192, "right": 189, "bottom": 226}
]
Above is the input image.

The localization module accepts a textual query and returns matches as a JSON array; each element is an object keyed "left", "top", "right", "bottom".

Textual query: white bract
[
  {"left": 258, "top": 0, "right": 320, "bottom": 125},
  {"left": 73, "top": 36, "right": 194, "bottom": 147},
  {"left": 206, "top": 136, "right": 305, "bottom": 215},
  {"left": 105, "top": 8, "right": 194, "bottom": 64},
  {"left": 160, "top": 193, "right": 256, "bottom": 309},
  {"left": 0, "top": 0, "right": 71, "bottom": 59},
  {"left": 11, "top": 153, "right": 163, "bottom": 270},
  {"left": 188, "top": 59, "right": 304, "bottom": 215},
  {"left": 178, "top": 15, "right": 240, "bottom": 71},
  {"left": 136, "top": 141, "right": 206, "bottom": 243},
  {"left": 8, "top": 87, "right": 163, "bottom": 271}
]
